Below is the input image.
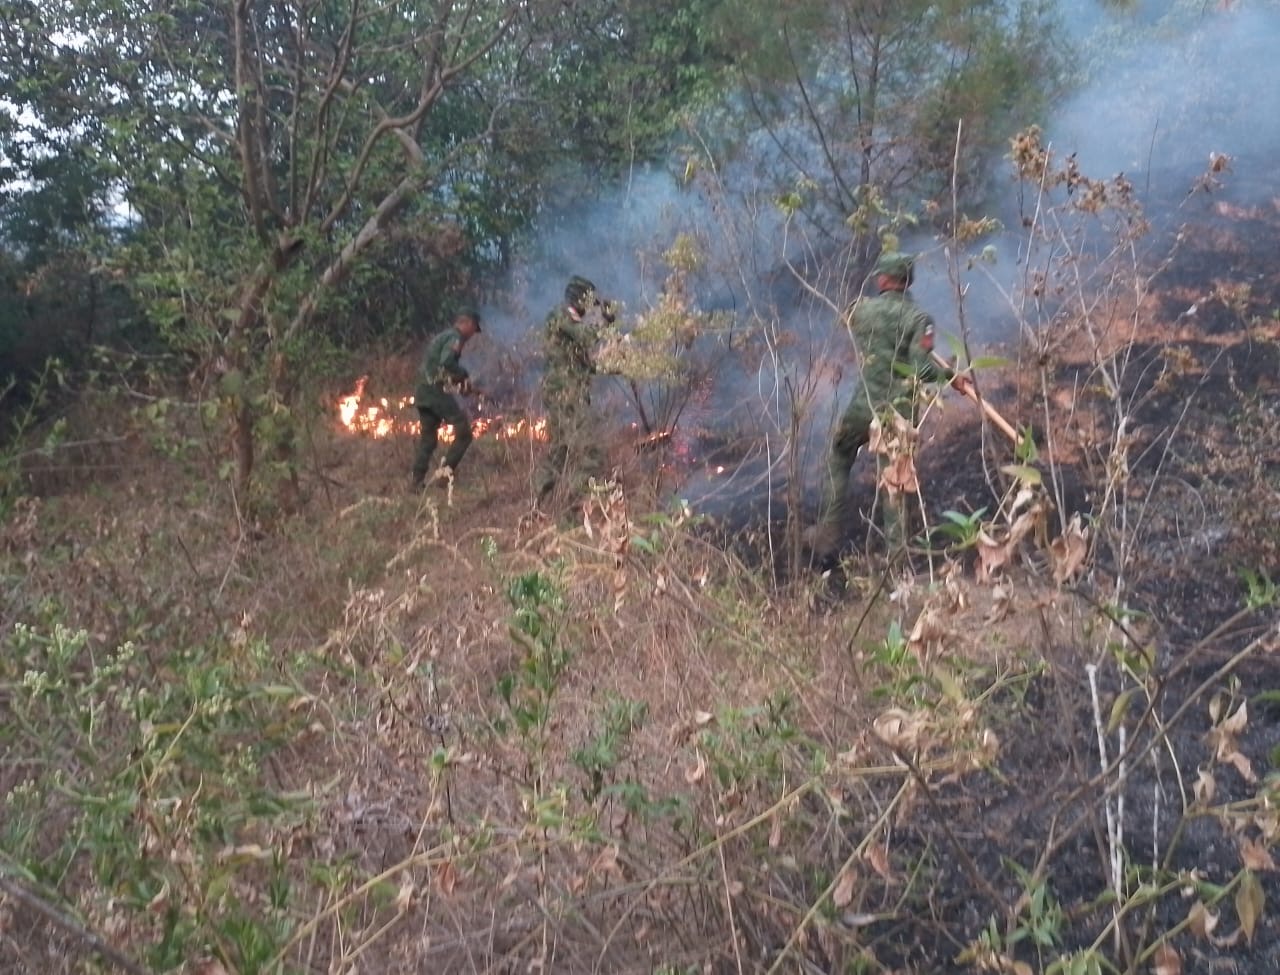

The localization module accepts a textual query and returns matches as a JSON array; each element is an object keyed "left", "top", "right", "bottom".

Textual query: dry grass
[
  {"left": 4, "top": 191, "right": 1280, "bottom": 971},
  {"left": 1, "top": 392, "right": 1091, "bottom": 973}
]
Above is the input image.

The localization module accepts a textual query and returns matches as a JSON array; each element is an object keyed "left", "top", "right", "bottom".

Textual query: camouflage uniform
[
  {"left": 817, "top": 252, "right": 950, "bottom": 550},
  {"left": 536, "top": 277, "right": 610, "bottom": 501},
  {"left": 412, "top": 322, "right": 474, "bottom": 486}
]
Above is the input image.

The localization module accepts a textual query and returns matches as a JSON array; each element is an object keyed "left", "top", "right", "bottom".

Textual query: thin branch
[{"left": 0, "top": 873, "right": 151, "bottom": 975}]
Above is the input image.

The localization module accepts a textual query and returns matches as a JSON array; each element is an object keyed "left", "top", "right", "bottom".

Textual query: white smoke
[{"left": 468, "top": 0, "right": 1280, "bottom": 515}]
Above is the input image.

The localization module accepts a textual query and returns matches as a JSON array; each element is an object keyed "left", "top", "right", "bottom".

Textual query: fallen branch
[{"left": 0, "top": 873, "right": 151, "bottom": 975}]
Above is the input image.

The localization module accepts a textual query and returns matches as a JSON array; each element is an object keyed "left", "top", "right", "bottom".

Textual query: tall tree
[
  {"left": 2, "top": 0, "right": 553, "bottom": 511},
  {"left": 708, "top": 0, "right": 1065, "bottom": 253},
  {"left": 1, "top": 0, "right": 745, "bottom": 513}
]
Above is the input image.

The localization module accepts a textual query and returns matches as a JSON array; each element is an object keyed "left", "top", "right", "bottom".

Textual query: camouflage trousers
[
  {"left": 412, "top": 388, "right": 472, "bottom": 485},
  {"left": 815, "top": 396, "right": 910, "bottom": 553},
  {"left": 535, "top": 388, "right": 603, "bottom": 502}
]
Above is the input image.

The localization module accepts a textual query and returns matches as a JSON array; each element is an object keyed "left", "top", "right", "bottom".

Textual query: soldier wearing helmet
[
  {"left": 535, "top": 276, "right": 617, "bottom": 503},
  {"left": 807, "top": 251, "right": 973, "bottom": 558}
]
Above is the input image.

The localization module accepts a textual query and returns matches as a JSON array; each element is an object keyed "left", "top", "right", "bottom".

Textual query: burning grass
[{"left": 335, "top": 374, "right": 549, "bottom": 443}]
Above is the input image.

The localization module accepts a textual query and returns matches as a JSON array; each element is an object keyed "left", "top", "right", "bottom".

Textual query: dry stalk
[
  {"left": 0, "top": 874, "right": 151, "bottom": 975},
  {"left": 596, "top": 777, "right": 820, "bottom": 966},
  {"left": 764, "top": 777, "right": 912, "bottom": 975},
  {"left": 1036, "top": 614, "right": 1277, "bottom": 870},
  {"left": 1086, "top": 661, "right": 1124, "bottom": 951},
  {"left": 268, "top": 840, "right": 519, "bottom": 969},
  {"left": 710, "top": 782, "right": 747, "bottom": 975}
]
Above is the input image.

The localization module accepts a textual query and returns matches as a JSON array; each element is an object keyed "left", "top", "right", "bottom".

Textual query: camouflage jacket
[
  {"left": 416, "top": 325, "right": 469, "bottom": 400},
  {"left": 541, "top": 305, "right": 599, "bottom": 401},
  {"left": 844, "top": 290, "right": 948, "bottom": 413}
]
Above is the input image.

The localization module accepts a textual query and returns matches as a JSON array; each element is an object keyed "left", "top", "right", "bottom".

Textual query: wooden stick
[
  {"left": 932, "top": 353, "right": 1020, "bottom": 445},
  {"left": 959, "top": 382, "right": 1020, "bottom": 445}
]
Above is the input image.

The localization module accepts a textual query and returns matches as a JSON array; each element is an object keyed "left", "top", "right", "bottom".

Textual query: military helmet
[
  {"left": 564, "top": 275, "right": 597, "bottom": 309},
  {"left": 873, "top": 251, "right": 914, "bottom": 281}
]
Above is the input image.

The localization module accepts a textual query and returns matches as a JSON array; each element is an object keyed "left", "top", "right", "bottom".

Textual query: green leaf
[
  {"left": 1236, "top": 870, "right": 1265, "bottom": 943},
  {"left": 629, "top": 534, "right": 656, "bottom": 554},
  {"left": 1001, "top": 464, "right": 1042, "bottom": 486},
  {"left": 1107, "top": 689, "right": 1135, "bottom": 734}
]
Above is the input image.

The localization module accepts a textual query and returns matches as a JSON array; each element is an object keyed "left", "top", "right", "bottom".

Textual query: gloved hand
[{"left": 950, "top": 372, "right": 975, "bottom": 397}]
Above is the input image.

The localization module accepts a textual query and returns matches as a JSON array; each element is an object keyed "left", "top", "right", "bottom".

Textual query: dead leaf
[
  {"left": 878, "top": 453, "right": 919, "bottom": 495},
  {"left": 867, "top": 417, "right": 886, "bottom": 454},
  {"left": 1222, "top": 700, "right": 1249, "bottom": 736},
  {"left": 590, "top": 844, "right": 624, "bottom": 880},
  {"left": 612, "top": 568, "right": 627, "bottom": 611},
  {"left": 832, "top": 865, "right": 857, "bottom": 908},
  {"left": 873, "top": 709, "right": 924, "bottom": 752},
  {"left": 1209, "top": 693, "right": 1225, "bottom": 725},
  {"left": 727, "top": 880, "right": 745, "bottom": 897},
  {"left": 863, "top": 844, "right": 894, "bottom": 882},
  {"left": 217, "top": 844, "right": 271, "bottom": 864},
  {"left": 976, "top": 530, "right": 1014, "bottom": 582},
  {"left": 1221, "top": 749, "right": 1257, "bottom": 784},
  {"left": 190, "top": 961, "right": 229, "bottom": 975},
  {"left": 435, "top": 859, "right": 458, "bottom": 896},
  {"left": 394, "top": 878, "right": 414, "bottom": 912},
  {"left": 1208, "top": 700, "right": 1257, "bottom": 783},
  {"left": 986, "top": 584, "right": 1013, "bottom": 623},
  {"left": 942, "top": 566, "right": 968, "bottom": 611},
  {"left": 1235, "top": 869, "right": 1265, "bottom": 944},
  {"left": 694, "top": 710, "right": 715, "bottom": 726},
  {"left": 1240, "top": 837, "right": 1277, "bottom": 872},
  {"left": 1048, "top": 514, "right": 1089, "bottom": 583},
  {"left": 146, "top": 884, "right": 170, "bottom": 916},
  {"left": 979, "top": 728, "right": 1001, "bottom": 763},
  {"left": 1193, "top": 768, "right": 1216, "bottom": 806},
  {"left": 907, "top": 606, "right": 950, "bottom": 662},
  {"left": 768, "top": 814, "right": 783, "bottom": 849},
  {"left": 684, "top": 751, "right": 706, "bottom": 785},
  {"left": 1152, "top": 943, "right": 1182, "bottom": 975},
  {"left": 1187, "top": 900, "right": 1218, "bottom": 941}
]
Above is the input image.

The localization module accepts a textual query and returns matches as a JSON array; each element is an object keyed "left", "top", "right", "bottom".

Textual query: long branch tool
[{"left": 934, "top": 352, "right": 1020, "bottom": 446}]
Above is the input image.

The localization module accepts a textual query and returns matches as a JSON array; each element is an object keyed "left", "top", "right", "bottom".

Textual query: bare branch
[{"left": 0, "top": 874, "right": 151, "bottom": 975}]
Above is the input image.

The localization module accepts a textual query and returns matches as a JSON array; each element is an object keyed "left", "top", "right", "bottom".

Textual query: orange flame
[{"left": 334, "top": 376, "right": 548, "bottom": 443}]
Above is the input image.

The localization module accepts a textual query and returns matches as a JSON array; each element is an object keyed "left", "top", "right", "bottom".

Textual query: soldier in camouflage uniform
[
  {"left": 411, "top": 309, "right": 481, "bottom": 489},
  {"left": 809, "top": 251, "right": 972, "bottom": 556},
  {"left": 535, "top": 276, "right": 616, "bottom": 503}
]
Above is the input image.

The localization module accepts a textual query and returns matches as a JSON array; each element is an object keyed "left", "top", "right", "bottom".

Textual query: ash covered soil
[{"left": 816, "top": 204, "right": 1280, "bottom": 970}]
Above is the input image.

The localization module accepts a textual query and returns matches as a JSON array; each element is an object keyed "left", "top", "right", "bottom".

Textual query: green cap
[
  {"left": 873, "top": 251, "right": 914, "bottom": 280},
  {"left": 565, "top": 275, "right": 597, "bottom": 309},
  {"left": 456, "top": 307, "right": 481, "bottom": 332}
]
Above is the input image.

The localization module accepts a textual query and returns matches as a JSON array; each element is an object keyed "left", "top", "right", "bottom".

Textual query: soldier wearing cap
[
  {"left": 411, "top": 308, "right": 482, "bottom": 489},
  {"left": 808, "top": 251, "right": 972, "bottom": 556},
  {"left": 535, "top": 276, "right": 617, "bottom": 503}
]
